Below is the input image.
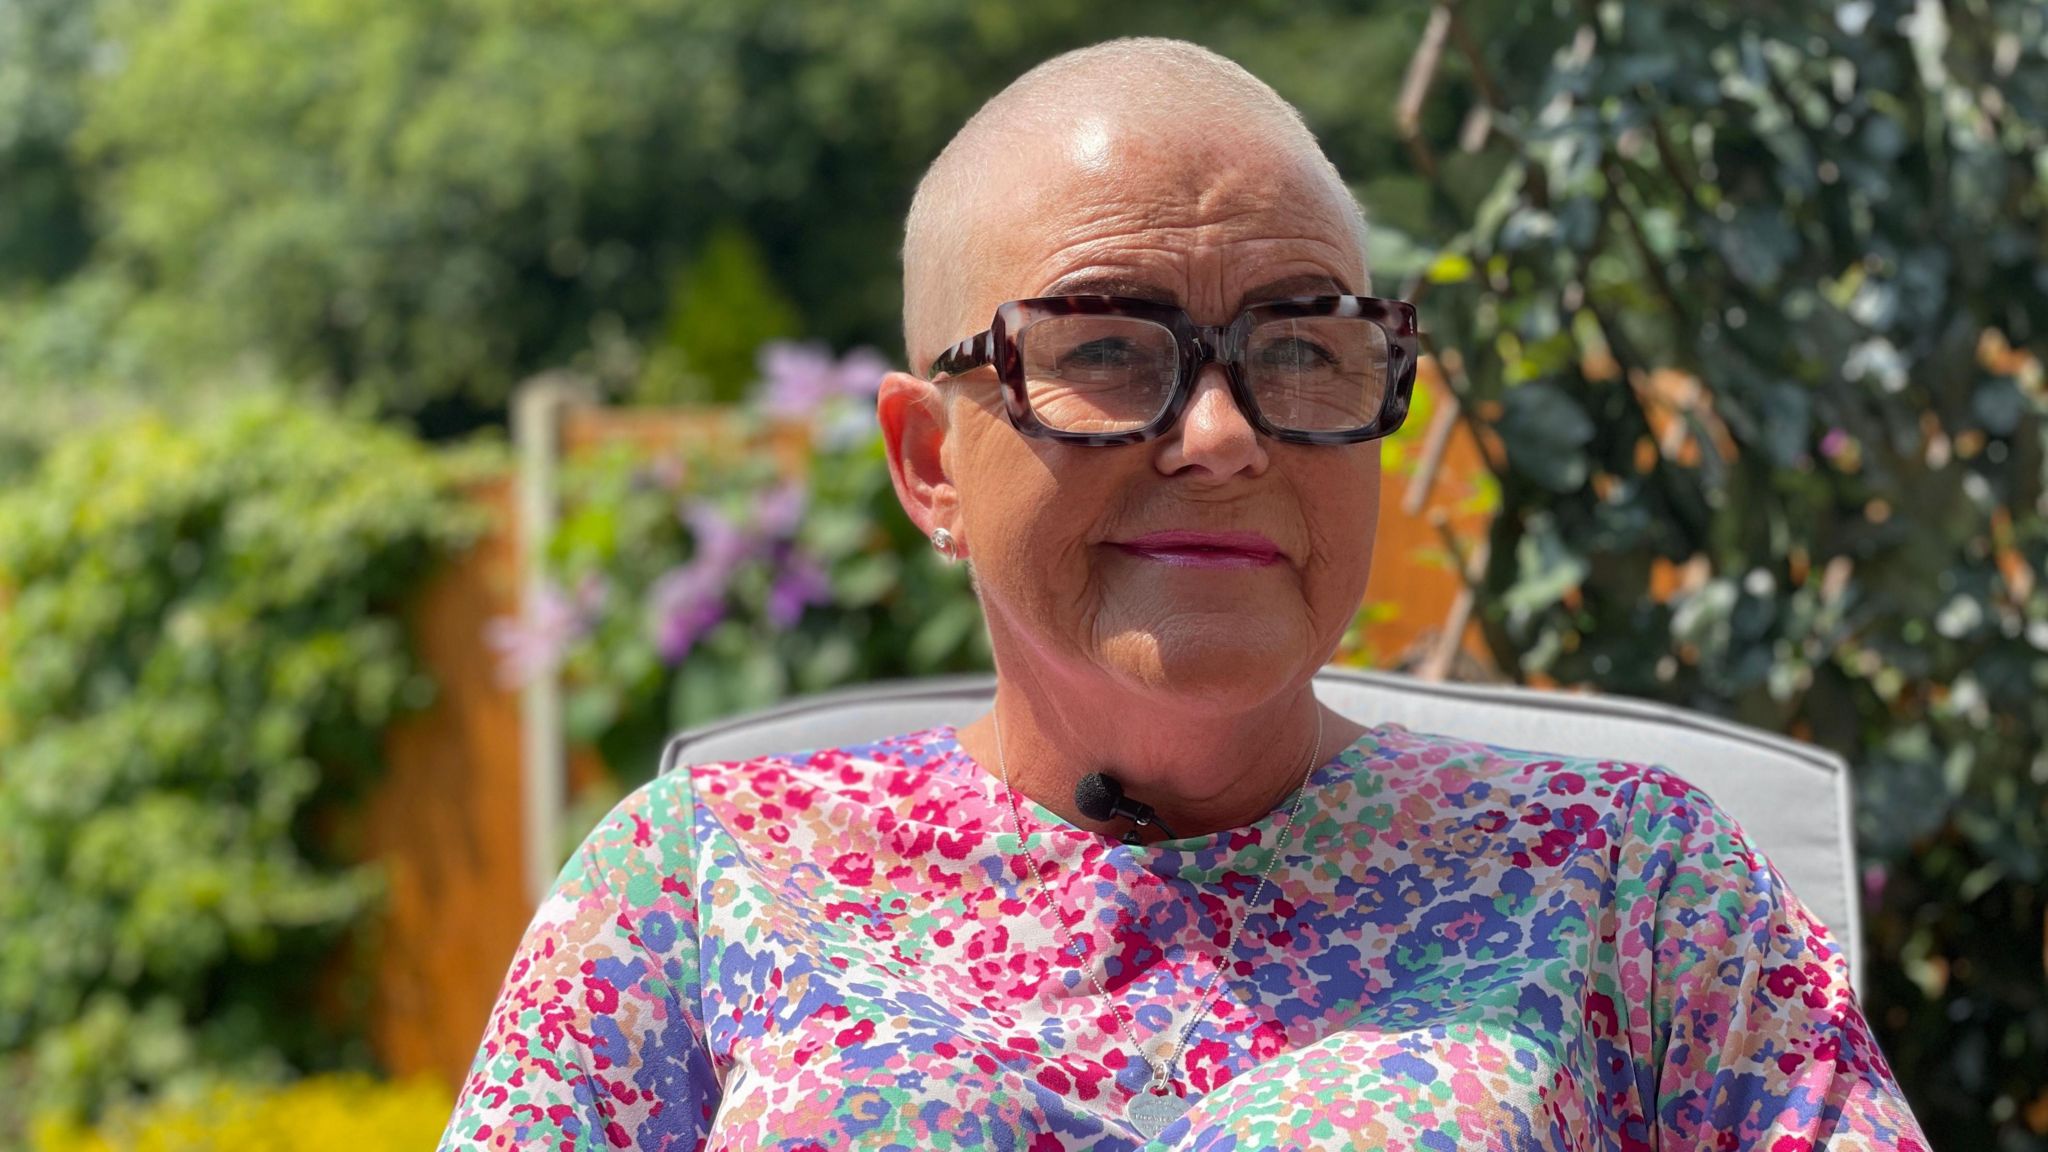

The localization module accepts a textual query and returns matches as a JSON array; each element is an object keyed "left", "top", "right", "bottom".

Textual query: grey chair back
[{"left": 660, "top": 666, "right": 1863, "bottom": 993}]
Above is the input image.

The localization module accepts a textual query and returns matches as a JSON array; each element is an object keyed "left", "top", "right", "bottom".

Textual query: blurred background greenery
[{"left": 2, "top": 0, "right": 2044, "bottom": 1147}]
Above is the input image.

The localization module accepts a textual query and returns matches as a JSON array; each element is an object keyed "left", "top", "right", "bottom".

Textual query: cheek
[
  {"left": 1303, "top": 457, "right": 1383, "bottom": 611},
  {"left": 959, "top": 440, "right": 1125, "bottom": 596}
]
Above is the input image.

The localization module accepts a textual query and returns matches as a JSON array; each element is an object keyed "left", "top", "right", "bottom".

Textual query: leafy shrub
[
  {"left": 29, "top": 1073, "right": 449, "bottom": 1152},
  {"left": 0, "top": 396, "right": 491, "bottom": 1136},
  {"left": 1408, "top": 2, "right": 2048, "bottom": 1143}
]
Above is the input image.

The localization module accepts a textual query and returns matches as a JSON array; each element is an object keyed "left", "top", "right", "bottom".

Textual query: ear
[{"left": 877, "top": 371, "right": 959, "bottom": 548}]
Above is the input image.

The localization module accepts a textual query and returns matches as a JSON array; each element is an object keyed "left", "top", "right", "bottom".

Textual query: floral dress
[{"left": 439, "top": 721, "right": 1926, "bottom": 1150}]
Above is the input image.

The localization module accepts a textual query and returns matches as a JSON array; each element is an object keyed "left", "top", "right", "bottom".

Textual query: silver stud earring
[{"left": 930, "top": 527, "right": 958, "bottom": 563}]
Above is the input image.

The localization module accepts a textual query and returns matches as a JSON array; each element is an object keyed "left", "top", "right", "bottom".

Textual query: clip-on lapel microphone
[{"left": 1074, "top": 772, "right": 1178, "bottom": 844}]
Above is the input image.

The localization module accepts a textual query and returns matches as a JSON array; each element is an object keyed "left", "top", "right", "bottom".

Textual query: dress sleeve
[
  {"left": 1606, "top": 767, "right": 1928, "bottom": 1151},
  {"left": 438, "top": 767, "right": 720, "bottom": 1152}
]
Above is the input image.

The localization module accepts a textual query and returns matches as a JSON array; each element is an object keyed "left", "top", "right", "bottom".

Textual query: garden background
[{"left": 2, "top": 0, "right": 2045, "bottom": 1147}]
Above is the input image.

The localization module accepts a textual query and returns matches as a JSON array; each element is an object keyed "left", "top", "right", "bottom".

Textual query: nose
[{"left": 1157, "top": 362, "right": 1268, "bottom": 479}]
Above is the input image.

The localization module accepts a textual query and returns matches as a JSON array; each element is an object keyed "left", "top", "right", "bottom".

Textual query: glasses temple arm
[{"left": 928, "top": 331, "right": 994, "bottom": 378}]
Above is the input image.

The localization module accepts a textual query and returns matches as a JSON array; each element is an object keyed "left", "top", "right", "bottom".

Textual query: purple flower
[
  {"left": 485, "top": 574, "right": 608, "bottom": 689},
  {"left": 1862, "top": 863, "right": 1888, "bottom": 905},
  {"left": 833, "top": 347, "right": 891, "bottom": 396},
  {"left": 1819, "top": 427, "right": 1853, "bottom": 460},
  {"left": 682, "top": 500, "right": 754, "bottom": 572},
  {"left": 755, "top": 341, "right": 891, "bottom": 420},
  {"left": 756, "top": 342, "right": 838, "bottom": 419},
  {"left": 752, "top": 481, "right": 806, "bottom": 540},
  {"left": 766, "top": 549, "right": 833, "bottom": 629},
  {"left": 647, "top": 563, "right": 728, "bottom": 664},
  {"left": 647, "top": 504, "right": 770, "bottom": 665}
]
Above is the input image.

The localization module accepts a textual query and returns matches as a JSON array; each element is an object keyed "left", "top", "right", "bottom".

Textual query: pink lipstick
[{"left": 1109, "top": 530, "right": 1283, "bottom": 569}]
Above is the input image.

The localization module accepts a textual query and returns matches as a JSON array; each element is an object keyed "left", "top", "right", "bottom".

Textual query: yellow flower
[{"left": 32, "top": 1075, "right": 450, "bottom": 1152}]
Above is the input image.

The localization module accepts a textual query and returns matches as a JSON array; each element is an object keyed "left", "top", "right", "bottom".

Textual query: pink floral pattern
[{"left": 440, "top": 721, "right": 1925, "bottom": 1150}]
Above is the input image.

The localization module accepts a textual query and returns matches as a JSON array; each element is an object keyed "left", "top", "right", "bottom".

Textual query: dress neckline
[{"left": 919, "top": 720, "right": 1396, "bottom": 855}]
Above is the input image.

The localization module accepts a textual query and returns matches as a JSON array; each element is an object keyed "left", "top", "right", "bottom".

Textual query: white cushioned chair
[{"left": 659, "top": 665, "right": 1864, "bottom": 993}]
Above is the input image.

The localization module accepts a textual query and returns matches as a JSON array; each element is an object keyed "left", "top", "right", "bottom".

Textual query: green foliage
[
  {"left": 0, "top": 0, "right": 95, "bottom": 285},
  {"left": 638, "top": 225, "right": 803, "bottom": 406},
  {"left": 19, "top": 0, "right": 1445, "bottom": 421},
  {"left": 0, "top": 397, "right": 491, "bottom": 1136},
  {"left": 1413, "top": 2, "right": 2048, "bottom": 1143}
]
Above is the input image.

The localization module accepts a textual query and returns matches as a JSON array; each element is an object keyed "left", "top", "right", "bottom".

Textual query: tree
[
  {"left": 0, "top": 0, "right": 96, "bottom": 285},
  {"left": 46, "top": 0, "right": 1445, "bottom": 429},
  {"left": 1411, "top": 1, "right": 2048, "bottom": 1144}
]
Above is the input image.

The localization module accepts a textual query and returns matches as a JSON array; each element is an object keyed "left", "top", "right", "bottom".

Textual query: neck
[{"left": 957, "top": 661, "right": 1366, "bottom": 840}]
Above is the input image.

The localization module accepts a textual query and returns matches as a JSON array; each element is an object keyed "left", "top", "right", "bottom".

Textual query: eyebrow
[
  {"left": 1243, "top": 273, "right": 1352, "bottom": 304},
  {"left": 1036, "top": 272, "right": 1176, "bottom": 303},
  {"left": 1034, "top": 271, "right": 1353, "bottom": 309}
]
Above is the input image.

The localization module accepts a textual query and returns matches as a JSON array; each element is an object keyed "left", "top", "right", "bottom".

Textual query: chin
[{"left": 1097, "top": 624, "right": 1314, "bottom": 712}]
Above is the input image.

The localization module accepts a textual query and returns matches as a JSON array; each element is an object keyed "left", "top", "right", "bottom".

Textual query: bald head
[{"left": 902, "top": 38, "right": 1370, "bottom": 373}]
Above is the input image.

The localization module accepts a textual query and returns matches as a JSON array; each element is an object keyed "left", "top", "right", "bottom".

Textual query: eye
[
  {"left": 1255, "top": 336, "right": 1339, "bottom": 372},
  {"left": 1059, "top": 337, "right": 1145, "bottom": 371}
]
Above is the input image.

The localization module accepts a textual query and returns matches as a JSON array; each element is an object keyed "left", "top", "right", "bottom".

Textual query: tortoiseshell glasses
[{"left": 927, "top": 295, "right": 1418, "bottom": 446}]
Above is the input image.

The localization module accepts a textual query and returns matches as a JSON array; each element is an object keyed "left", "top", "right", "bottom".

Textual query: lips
[{"left": 1109, "top": 530, "right": 1284, "bottom": 568}]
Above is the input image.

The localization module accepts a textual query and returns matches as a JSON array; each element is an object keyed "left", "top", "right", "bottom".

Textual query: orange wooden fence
[{"left": 363, "top": 476, "right": 534, "bottom": 1088}]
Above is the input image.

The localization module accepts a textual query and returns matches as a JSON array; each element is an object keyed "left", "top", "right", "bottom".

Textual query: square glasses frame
[{"left": 926, "top": 294, "right": 1420, "bottom": 446}]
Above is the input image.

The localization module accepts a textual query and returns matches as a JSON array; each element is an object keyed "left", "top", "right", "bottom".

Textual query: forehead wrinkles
[{"left": 989, "top": 143, "right": 1363, "bottom": 307}]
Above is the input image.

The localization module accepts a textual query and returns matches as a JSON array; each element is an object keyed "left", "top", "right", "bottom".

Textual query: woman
[{"left": 441, "top": 39, "right": 1925, "bottom": 1150}]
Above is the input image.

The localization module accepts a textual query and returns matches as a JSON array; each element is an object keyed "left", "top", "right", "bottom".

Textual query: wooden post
[{"left": 513, "top": 377, "right": 595, "bottom": 905}]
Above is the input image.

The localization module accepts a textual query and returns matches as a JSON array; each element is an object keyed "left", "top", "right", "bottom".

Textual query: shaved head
[{"left": 901, "top": 38, "right": 1369, "bottom": 374}]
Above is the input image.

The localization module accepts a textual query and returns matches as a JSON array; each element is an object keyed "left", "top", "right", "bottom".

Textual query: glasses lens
[
  {"left": 1245, "top": 317, "right": 1391, "bottom": 433},
  {"left": 1018, "top": 315, "right": 1178, "bottom": 434}
]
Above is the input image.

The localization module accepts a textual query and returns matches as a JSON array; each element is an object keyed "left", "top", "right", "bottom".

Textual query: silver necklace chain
[{"left": 991, "top": 707, "right": 1323, "bottom": 1102}]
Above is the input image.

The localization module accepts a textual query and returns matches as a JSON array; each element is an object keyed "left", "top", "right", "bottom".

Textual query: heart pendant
[{"left": 1129, "top": 1089, "right": 1194, "bottom": 1140}]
